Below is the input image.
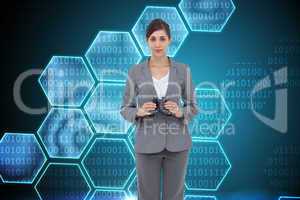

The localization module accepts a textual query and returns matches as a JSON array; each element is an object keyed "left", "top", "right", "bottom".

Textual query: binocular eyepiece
[{"left": 147, "top": 96, "right": 173, "bottom": 116}]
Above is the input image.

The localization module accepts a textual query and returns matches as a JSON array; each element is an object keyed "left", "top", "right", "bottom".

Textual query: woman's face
[{"left": 147, "top": 29, "right": 171, "bottom": 58}]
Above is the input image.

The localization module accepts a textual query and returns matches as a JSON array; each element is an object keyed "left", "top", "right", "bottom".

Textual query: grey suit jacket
[{"left": 120, "top": 57, "right": 199, "bottom": 154}]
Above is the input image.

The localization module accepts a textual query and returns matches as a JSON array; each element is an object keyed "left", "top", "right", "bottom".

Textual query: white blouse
[{"left": 152, "top": 71, "right": 169, "bottom": 99}]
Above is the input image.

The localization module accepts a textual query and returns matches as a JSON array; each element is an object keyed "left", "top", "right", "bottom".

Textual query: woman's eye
[
  {"left": 160, "top": 38, "right": 166, "bottom": 41},
  {"left": 150, "top": 38, "right": 156, "bottom": 42}
]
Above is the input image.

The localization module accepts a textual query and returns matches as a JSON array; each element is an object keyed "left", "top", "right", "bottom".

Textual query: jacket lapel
[
  {"left": 140, "top": 56, "right": 177, "bottom": 99},
  {"left": 165, "top": 58, "right": 177, "bottom": 98}
]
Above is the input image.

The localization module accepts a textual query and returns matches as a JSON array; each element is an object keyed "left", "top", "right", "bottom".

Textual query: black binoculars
[{"left": 147, "top": 96, "right": 173, "bottom": 116}]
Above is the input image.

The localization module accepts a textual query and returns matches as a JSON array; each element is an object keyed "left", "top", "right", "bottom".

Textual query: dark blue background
[{"left": 1, "top": 0, "right": 299, "bottom": 199}]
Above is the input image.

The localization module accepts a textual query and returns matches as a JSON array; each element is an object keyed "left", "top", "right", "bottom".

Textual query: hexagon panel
[
  {"left": 85, "top": 31, "right": 142, "bottom": 82},
  {"left": 90, "top": 189, "right": 128, "bottom": 200},
  {"left": 35, "top": 163, "right": 91, "bottom": 200},
  {"left": 0, "top": 133, "right": 46, "bottom": 184},
  {"left": 82, "top": 138, "right": 135, "bottom": 189},
  {"left": 37, "top": 108, "right": 94, "bottom": 159},
  {"left": 179, "top": 0, "right": 236, "bottom": 32},
  {"left": 84, "top": 82, "right": 132, "bottom": 134},
  {"left": 39, "top": 56, "right": 95, "bottom": 107},
  {"left": 132, "top": 6, "right": 189, "bottom": 57},
  {"left": 189, "top": 88, "right": 232, "bottom": 139},
  {"left": 185, "top": 140, "right": 231, "bottom": 191}
]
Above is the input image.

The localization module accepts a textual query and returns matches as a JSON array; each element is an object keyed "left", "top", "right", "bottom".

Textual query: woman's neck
[{"left": 149, "top": 56, "right": 170, "bottom": 68}]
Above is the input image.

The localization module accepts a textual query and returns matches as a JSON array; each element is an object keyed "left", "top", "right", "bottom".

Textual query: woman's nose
[{"left": 155, "top": 41, "right": 161, "bottom": 47}]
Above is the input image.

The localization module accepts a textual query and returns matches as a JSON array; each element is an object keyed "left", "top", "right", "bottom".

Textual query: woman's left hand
[{"left": 164, "top": 100, "right": 183, "bottom": 118}]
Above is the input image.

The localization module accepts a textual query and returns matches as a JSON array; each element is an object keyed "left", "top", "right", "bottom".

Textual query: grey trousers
[{"left": 135, "top": 148, "right": 190, "bottom": 200}]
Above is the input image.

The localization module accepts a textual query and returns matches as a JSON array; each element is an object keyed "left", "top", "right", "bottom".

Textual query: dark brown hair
[{"left": 145, "top": 18, "right": 171, "bottom": 40}]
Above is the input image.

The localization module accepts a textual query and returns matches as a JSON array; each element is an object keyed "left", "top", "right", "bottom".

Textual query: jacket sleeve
[
  {"left": 120, "top": 68, "right": 139, "bottom": 124},
  {"left": 180, "top": 64, "right": 199, "bottom": 125}
]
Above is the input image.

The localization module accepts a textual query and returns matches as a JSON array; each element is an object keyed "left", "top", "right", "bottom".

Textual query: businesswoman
[{"left": 120, "top": 18, "right": 198, "bottom": 200}]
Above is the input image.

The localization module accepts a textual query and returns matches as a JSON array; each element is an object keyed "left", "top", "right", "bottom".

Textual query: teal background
[{"left": 1, "top": 0, "right": 299, "bottom": 199}]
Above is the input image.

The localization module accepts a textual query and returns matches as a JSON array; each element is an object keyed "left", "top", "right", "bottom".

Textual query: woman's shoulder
[
  {"left": 173, "top": 61, "right": 188, "bottom": 69},
  {"left": 171, "top": 60, "right": 190, "bottom": 76},
  {"left": 127, "top": 61, "right": 145, "bottom": 79},
  {"left": 128, "top": 62, "right": 143, "bottom": 73}
]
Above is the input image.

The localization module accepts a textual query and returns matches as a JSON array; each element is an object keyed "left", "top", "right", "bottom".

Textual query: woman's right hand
[{"left": 136, "top": 102, "right": 157, "bottom": 117}]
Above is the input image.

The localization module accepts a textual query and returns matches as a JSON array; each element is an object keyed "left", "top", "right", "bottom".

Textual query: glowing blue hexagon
[
  {"left": 35, "top": 163, "right": 91, "bottom": 200},
  {"left": 85, "top": 31, "right": 142, "bottom": 82},
  {"left": 0, "top": 133, "right": 46, "bottom": 184},
  {"left": 37, "top": 108, "right": 94, "bottom": 159},
  {"left": 185, "top": 140, "right": 231, "bottom": 191},
  {"left": 90, "top": 189, "right": 128, "bottom": 200},
  {"left": 132, "top": 6, "right": 189, "bottom": 57},
  {"left": 82, "top": 138, "right": 135, "bottom": 189},
  {"left": 178, "top": 0, "right": 236, "bottom": 32},
  {"left": 38, "top": 56, "right": 95, "bottom": 107},
  {"left": 185, "top": 195, "right": 217, "bottom": 200},
  {"left": 189, "top": 88, "right": 232, "bottom": 139},
  {"left": 84, "top": 82, "right": 132, "bottom": 134}
]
